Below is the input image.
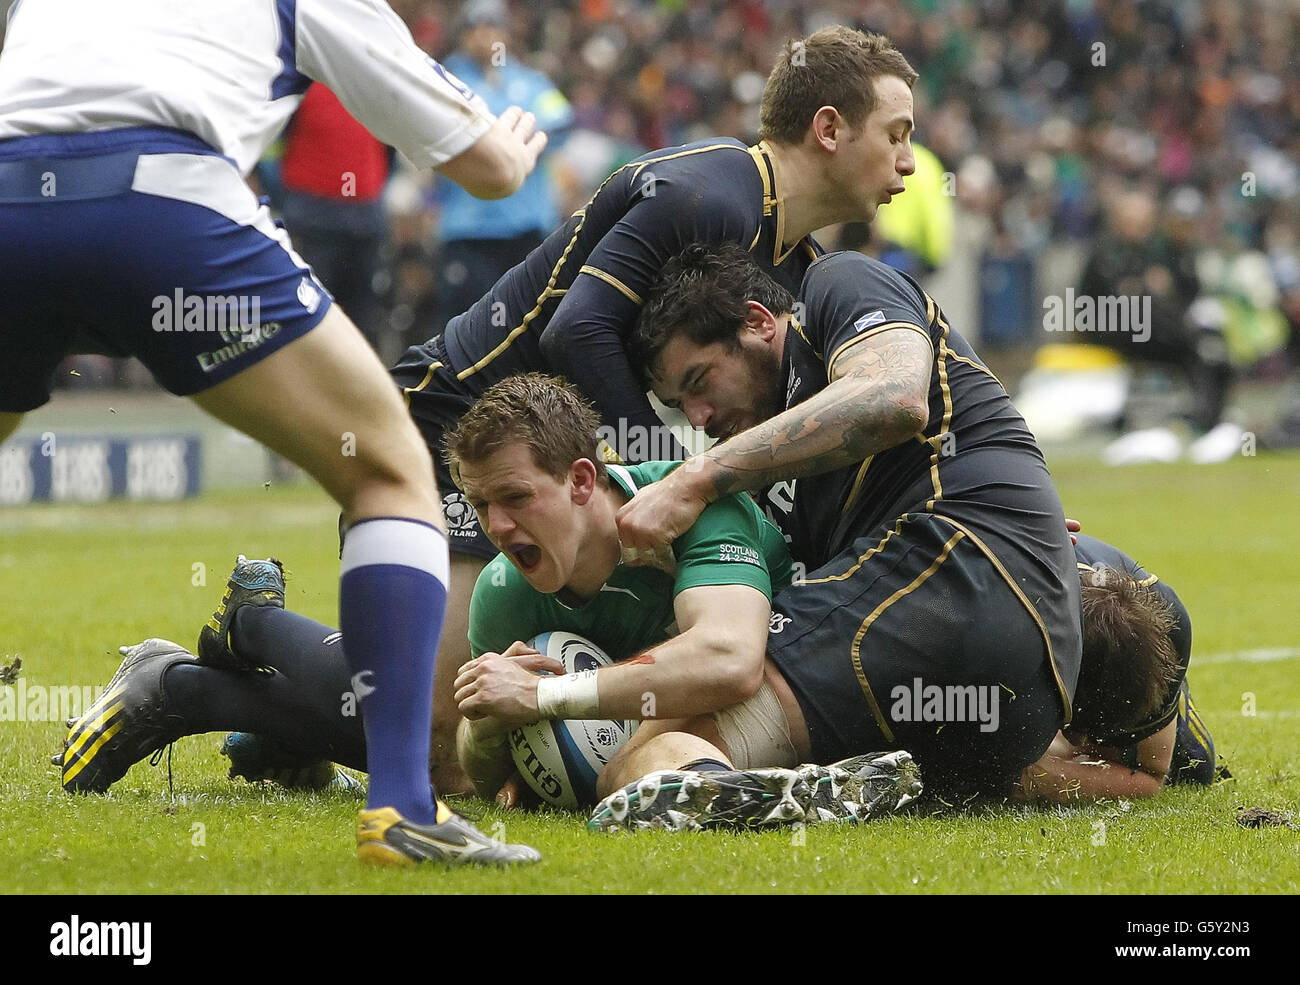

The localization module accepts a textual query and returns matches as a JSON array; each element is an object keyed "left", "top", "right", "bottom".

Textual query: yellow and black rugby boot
[
  {"left": 61, "top": 638, "right": 197, "bottom": 794},
  {"left": 197, "top": 555, "right": 285, "bottom": 670},
  {"left": 357, "top": 802, "right": 541, "bottom": 867}
]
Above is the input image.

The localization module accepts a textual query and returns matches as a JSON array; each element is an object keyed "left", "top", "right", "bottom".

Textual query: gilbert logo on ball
[{"left": 509, "top": 632, "right": 635, "bottom": 808}]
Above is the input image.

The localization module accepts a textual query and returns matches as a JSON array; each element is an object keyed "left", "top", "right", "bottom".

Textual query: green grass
[{"left": 2, "top": 457, "right": 1298, "bottom": 894}]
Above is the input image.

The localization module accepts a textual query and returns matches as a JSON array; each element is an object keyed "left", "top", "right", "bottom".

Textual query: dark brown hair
[
  {"left": 759, "top": 26, "right": 918, "bottom": 145},
  {"left": 631, "top": 242, "right": 793, "bottom": 385}
]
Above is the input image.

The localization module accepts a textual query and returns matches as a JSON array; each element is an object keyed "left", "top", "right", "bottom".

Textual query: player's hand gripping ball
[{"left": 508, "top": 632, "right": 635, "bottom": 808}]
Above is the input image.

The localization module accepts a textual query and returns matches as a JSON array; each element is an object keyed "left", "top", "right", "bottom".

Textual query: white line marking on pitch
[{"left": 1196, "top": 646, "right": 1300, "bottom": 665}]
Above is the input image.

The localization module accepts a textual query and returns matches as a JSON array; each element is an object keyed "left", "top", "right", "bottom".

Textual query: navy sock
[
  {"left": 163, "top": 608, "right": 366, "bottom": 771},
  {"left": 681, "top": 757, "right": 732, "bottom": 773},
  {"left": 339, "top": 517, "right": 448, "bottom": 824}
]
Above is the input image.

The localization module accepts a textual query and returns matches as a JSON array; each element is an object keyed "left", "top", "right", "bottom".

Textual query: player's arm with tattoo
[
  {"left": 619, "top": 327, "right": 933, "bottom": 550},
  {"left": 693, "top": 328, "right": 932, "bottom": 496}
]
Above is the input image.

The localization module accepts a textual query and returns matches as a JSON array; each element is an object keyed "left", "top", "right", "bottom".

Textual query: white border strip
[{"left": 1195, "top": 646, "right": 1300, "bottom": 665}]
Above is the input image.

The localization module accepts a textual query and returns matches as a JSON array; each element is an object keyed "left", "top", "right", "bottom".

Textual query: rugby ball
[{"left": 508, "top": 632, "right": 635, "bottom": 808}]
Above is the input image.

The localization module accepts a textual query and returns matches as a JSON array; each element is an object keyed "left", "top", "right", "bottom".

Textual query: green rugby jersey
[{"left": 468, "top": 461, "right": 792, "bottom": 660}]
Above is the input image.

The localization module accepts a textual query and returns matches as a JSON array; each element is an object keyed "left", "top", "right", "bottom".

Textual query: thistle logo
[
  {"left": 442, "top": 492, "right": 479, "bottom": 536},
  {"left": 297, "top": 277, "right": 322, "bottom": 314},
  {"left": 49, "top": 915, "right": 151, "bottom": 965}
]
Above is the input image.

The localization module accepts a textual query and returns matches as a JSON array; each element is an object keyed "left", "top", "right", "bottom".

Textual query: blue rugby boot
[{"left": 221, "top": 732, "right": 364, "bottom": 794}]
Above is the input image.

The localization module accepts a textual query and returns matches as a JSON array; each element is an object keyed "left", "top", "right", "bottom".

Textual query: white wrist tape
[{"left": 536, "top": 670, "right": 600, "bottom": 720}]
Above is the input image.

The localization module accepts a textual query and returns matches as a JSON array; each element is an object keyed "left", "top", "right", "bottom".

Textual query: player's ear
[
  {"left": 569, "top": 458, "right": 598, "bottom": 505},
  {"left": 744, "top": 301, "right": 778, "bottom": 342},
  {"left": 810, "top": 105, "right": 841, "bottom": 151}
]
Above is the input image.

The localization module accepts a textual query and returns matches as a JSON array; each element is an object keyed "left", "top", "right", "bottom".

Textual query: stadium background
[{"left": 1, "top": 0, "right": 1297, "bottom": 897}]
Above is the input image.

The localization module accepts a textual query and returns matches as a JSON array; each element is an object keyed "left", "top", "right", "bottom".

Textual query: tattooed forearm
[{"left": 698, "top": 329, "right": 932, "bottom": 499}]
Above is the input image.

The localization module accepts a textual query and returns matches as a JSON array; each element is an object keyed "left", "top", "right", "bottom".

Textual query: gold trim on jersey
[
  {"left": 578, "top": 265, "right": 643, "bottom": 304},
  {"left": 402, "top": 361, "right": 443, "bottom": 406},
  {"left": 1182, "top": 691, "right": 1213, "bottom": 753},
  {"left": 802, "top": 516, "right": 904, "bottom": 585},
  {"left": 931, "top": 514, "right": 1074, "bottom": 725},
  {"left": 850, "top": 527, "right": 969, "bottom": 742},
  {"left": 825, "top": 321, "right": 932, "bottom": 379},
  {"left": 840, "top": 455, "right": 875, "bottom": 520},
  {"left": 924, "top": 313, "right": 955, "bottom": 510},
  {"left": 788, "top": 312, "right": 814, "bottom": 350},
  {"left": 745, "top": 143, "right": 775, "bottom": 217},
  {"left": 630, "top": 143, "right": 744, "bottom": 179},
  {"left": 947, "top": 351, "right": 1004, "bottom": 388},
  {"left": 748, "top": 140, "right": 810, "bottom": 268}
]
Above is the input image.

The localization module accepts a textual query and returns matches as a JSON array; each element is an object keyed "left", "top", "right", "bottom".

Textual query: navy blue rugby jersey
[{"left": 405, "top": 138, "right": 822, "bottom": 458}]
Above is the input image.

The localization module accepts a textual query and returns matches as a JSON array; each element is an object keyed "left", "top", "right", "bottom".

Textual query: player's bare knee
[{"left": 336, "top": 429, "right": 439, "bottom": 519}]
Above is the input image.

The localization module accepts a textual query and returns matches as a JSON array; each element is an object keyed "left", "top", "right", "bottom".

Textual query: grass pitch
[{"left": 2, "top": 456, "right": 1298, "bottom": 895}]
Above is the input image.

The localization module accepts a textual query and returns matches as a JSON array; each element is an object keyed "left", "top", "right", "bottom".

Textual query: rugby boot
[
  {"left": 588, "top": 767, "right": 808, "bottom": 833},
  {"left": 61, "top": 639, "right": 196, "bottom": 793},
  {"left": 197, "top": 555, "right": 285, "bottom": 671},
  {"left": 357, "top": 802, "right": 541, "bottom": 866},
  {"left": 798, "top": 750, "right": 923, "bottom": 823}
]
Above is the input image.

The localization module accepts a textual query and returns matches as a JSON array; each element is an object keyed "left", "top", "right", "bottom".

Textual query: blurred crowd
[{"left": 6, "top": 0, "right": 1296, "bottom": 392}]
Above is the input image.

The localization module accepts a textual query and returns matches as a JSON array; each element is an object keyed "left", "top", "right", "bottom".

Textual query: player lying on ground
[
  {"left": 5, "top": 0, "right": 548, "bottom": 865},
  {"left": 1016, "top": 534, "right": 1227, "bottom": 803},
  {"left": 374, "top": 26, "right": 921, "bottom": 793},
  {"left": 60, "top": 377, "right": 1222, "bottom": 824},
  {"left": 579, "top": 534, "right": 1224, "bottom": 829}
]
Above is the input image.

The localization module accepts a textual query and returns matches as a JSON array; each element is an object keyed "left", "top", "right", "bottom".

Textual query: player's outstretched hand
[
  {"left": 440, "top": 105, "right": 548, "bottom": 199},
  {"left": 615, "top": 470, "right": 708, "bottom": 571},
  {"left": 490, "top": 105, "right": 547, "bottom": 190},
  {"left": 498, "top": 105, "right": 547, "bottom": 163},
  {"left": 454, "top": 647, "right": 564, "bottom": 726}
]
